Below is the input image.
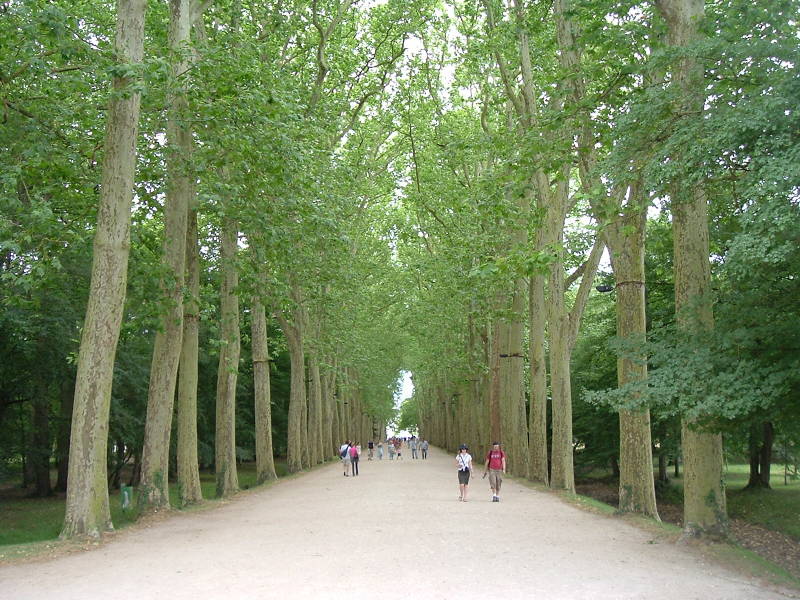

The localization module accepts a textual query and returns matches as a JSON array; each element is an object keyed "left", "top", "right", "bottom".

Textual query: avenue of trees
[{"left": 1, "top": 0, "right": 798, "bottom": 541}]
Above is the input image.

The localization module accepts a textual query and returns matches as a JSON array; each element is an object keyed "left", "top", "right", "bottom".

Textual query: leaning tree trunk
[
  {"left": 61, "top": 0, "right": 146, "bottom": 539},
  {"left": 215, "top": 217, "right": 240, "bottom": 497},
  {"left": 657, "top": 0, "right": 727, "bottom": 539},
  {"left": 138, "top": 0, "right": 192, "bottom": 511},
  {"left": 607, "top": 202, "right": 659, "bottom": 519},
  {"left": 176, "top": 203, "right": 202, "bottom": 506},
  {"left": 252, "top": 295, "right": 277, "bottom": 483}
]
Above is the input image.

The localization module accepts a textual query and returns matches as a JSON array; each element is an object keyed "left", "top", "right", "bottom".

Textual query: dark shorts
[{"left": 458, "top": 469, "right": 471, "bottom": 485}]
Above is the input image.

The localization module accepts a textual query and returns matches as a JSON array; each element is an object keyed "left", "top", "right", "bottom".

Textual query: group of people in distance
[
  {"left": 338, "top": 437, "right": 431, "bottom": 476},
  {"left": 456, "top": 441, "right": 506, "bottom": 503},
  {"left": 338, "top": 437, "right": 507, "bottom": 503}
]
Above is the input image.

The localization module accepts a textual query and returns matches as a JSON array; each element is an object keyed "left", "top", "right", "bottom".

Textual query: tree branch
[{"left": 568, "top": 233, "right": 606, "bottom": 348}]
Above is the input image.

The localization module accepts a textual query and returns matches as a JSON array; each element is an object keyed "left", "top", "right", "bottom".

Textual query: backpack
[{"left": 340, "top": 445, "right": 349, "bottom": 459}]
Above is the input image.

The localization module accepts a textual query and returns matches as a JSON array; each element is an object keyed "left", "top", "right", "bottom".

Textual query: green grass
[
  {"left": 723, "top": 463, "right": 800, "bottom": 540},
  {"left": 661, "top": 463, "right": 800, "bottom": 540},
  {"left": 0, "top": 460, "right": 290, "bottom": 547}
]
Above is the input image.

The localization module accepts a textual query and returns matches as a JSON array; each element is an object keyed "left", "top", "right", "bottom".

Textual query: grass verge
[{"left": 0, "top": 460, "right": 291, "bottom": 550}]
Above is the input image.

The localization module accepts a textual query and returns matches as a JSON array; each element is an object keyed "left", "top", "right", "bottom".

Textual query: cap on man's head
[{"left": 459, "top": 444, "right": 468, "bottom": 450}]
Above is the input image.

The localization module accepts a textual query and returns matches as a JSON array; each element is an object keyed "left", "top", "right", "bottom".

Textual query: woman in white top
[{"left": 455, "top": 444, "right": 473, "bottom": 501}]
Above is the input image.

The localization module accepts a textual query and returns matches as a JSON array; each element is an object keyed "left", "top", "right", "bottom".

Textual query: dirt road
[{"left": 0, "top": 447, "right": 793, "bottom": 599}]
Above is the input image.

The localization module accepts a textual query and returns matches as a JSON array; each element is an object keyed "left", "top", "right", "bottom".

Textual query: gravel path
[{"left": 0, "top": 446, "right": 794, "bottom": 599}]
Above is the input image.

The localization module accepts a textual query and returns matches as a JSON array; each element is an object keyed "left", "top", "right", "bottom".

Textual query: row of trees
[
  {"left": 393, "top": 0, "right": 798, "bottom": 539},
  {"left": 2, "top": 0, "right": 417, "bottom": 538},
  {"left": 3, "top": 0, "right": 797, "bottom": 543}
]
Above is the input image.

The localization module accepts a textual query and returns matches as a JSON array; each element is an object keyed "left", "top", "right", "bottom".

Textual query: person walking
[
  {"left": 483, "top": 441, "right": 507, "bottom": 502},
  {"left": 421, "top": 439, "right": 429, "bottom": 459},
  {"left": 367, "top": 440, "right": 374, "bottom": 460},
  {"left": 349, "top": 443, "right": 360, "bottom": 476},
  {"left": 409, "top": 437, "right": 418, "bottom": 459},
  {"left": 340, "top": 440, "right": 351, "bottom": 476},
  {"left": 455, "top": 444, "right": 472, "bottom": 501},
  {"left": 395, "top": 439, "right": 403, "bottom": 460},
  {"left": 388, "top": 440, "right": 396, "bottom": 460},
  {"left": 377, "top": 441, "right": 384, "bottom": 460}
]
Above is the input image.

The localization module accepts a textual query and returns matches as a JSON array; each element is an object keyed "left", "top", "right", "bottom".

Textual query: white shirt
[{"left": 456, "top": 452, "right": 472, "bottom": 471}]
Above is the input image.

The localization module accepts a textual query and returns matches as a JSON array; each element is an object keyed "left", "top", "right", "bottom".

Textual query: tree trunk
[
  {"left": 746, "top": 421, "right": 774, "bottom": 490},
  {"left": 548, "top": 308, "right": 574, "bottom": 492},
  {"left": 215, "top": 217, "right": 240, "bottom": 497},
  {"left": 307, "top": 351, "right": 324, "bottom": 465},
  {"left": 176, "top": 204, "right": 202, "bottom": 506},
  {"left": 61, "top": 0, "right": 146, "bottom": 539},
  {"left": 139, "top": 0, "right": 192, "bottom": 511},
  {"left": 55, "top": 377, "right": 74, "bottom": 492},
  {"left": 528, "top": 273, "right": 549, "bottom": 484},
  {"left": 252, "top": 296, "right": 277, "bottom": 483},
  {"left": 498, "top": 283, "right": 528, "bottom": 476},
  {"left": 759, "top": 422, "right": 774, "bottom": 488},
  {"left": 488, "top": 322, "right": 501, "bottom": 444},
  {"left": 658, "top": 452, "right": 669, "bottom": 484},
  {"left": 747, "top": 427, "right": 761, "bottom": 489},
  {"left": 32, "top": 391, "right": 52, "bottom": 497},
  {"left": 278, "top": 304, "right": 306, "bottom": 473},
  {"left": 657, "top": 0, "right": 727, "bottom": 539},
  {"left": 322, "top": 362, "right": 336, "bottom": 457},
  {"left": 300, "top": 330, "right": 311, "bottom": 469},
  {"left": 129, "top": 450, "right": 142, "bottom": 487},
  {"left": 607, "top": 201, "right": 659, "bottom": 519}
]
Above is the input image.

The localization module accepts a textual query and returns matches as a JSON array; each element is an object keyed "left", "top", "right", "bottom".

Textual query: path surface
[{"left": 0, "top": 447, "right": 794, "bottom": 599}]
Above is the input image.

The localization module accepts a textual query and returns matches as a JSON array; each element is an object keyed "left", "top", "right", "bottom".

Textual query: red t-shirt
[{"left": 486, "top": 449, "right": 505, "bottom": 470}]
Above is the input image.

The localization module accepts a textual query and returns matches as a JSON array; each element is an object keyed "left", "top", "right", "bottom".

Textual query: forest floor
[{"left": 1, "top": 448, "right": 798, "bottom": 600}]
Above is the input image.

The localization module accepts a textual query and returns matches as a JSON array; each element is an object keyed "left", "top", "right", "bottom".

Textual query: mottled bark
[
  {"left": 548, "top": 290, "right": 574, "bottom": 492},
  {"left": 252, "top": 296, "right": 277, "bottom": 483},
  {"left": 322, "top": 361, "right": 336, "bottom": 457},
  {"left": 139, "top": 0, "right": 192, "bottom": 510},
  {"left": 277, "top": 299, "right": 306, "bottom": 473},
  {"left": 528, "top": 273, "right": 548, "bottom": 484},
  {"left": 607, "top": 199, "right": 659, "bottom": 519},
  {"left": 503, "top": 282, "right": 528, "bottom": 476},
  {"left": 488, "top": 322, "right": 501, "bottom": 444},
  {"left": 657, "top": 0, "right": 727, "bottom": 539},
  {"left": 300, "top": 335, "right": 311, "bottom": 469},
  {"left": 215, "top": 217, "right": 240, "bottom": 497},
  {"left": 61, "top": 0, "right": 146, "bottom": 539},
  {"left": 307, "top": 351, "right": 324, "bottom": 465},
  {"left": 176, "top": 205, "right": 202, "bottom": 506}
]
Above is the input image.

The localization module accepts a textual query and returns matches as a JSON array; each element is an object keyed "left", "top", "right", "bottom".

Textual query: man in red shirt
[{"left": 484, "top": 441, "right": 506, "bottom": 502}]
